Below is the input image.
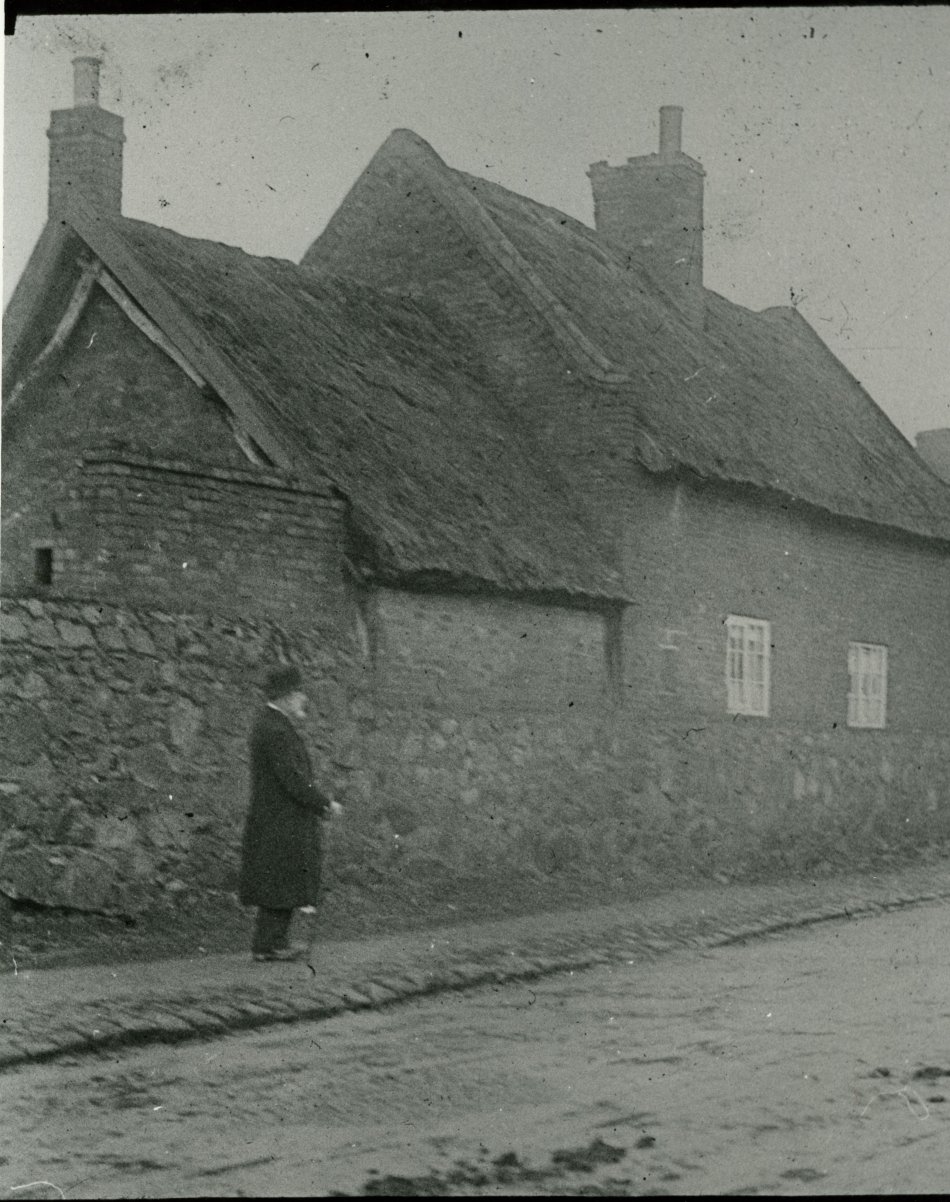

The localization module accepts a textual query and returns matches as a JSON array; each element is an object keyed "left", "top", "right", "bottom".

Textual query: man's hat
[{"left": 263, "top": 664, "right": 304, "bottom": 700}]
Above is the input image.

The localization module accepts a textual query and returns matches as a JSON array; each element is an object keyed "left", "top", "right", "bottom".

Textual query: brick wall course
[
  {"left": 579, "top": 466, "right": 950, "bottom": 877},
  {"left": 2, "top": 287, "right": 257, "bottom": 596},
  {"left": 5, "top": 447, "right": 347, "bottom": 625},
  {"left": 372, "top": 589, "right": 609, "bottom": 713},
  {"left": 618, "top": 467, "right": 950, "bottom": 734}
]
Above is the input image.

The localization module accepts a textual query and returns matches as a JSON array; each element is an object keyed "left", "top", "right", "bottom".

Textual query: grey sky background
[{"left": 3, "top": 8, "right": 949, "bottom": 441}]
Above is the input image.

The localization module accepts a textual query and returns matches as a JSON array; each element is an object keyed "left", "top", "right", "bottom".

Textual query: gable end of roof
[{"left": 330, "top": 130, "right": 631, "bottom": 386}]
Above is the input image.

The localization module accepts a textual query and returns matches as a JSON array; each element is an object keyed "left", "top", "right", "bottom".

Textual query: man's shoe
[{"left": 253, "top": 941, "right": 307, "bottom": 962}]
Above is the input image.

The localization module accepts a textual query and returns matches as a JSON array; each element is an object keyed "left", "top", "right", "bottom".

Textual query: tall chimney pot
[
  {"left": 72, "top": 56, "right": 102, "bottom": 107},
  {"left": 658, "top": 105, "right": 683, "bottom": 157}
]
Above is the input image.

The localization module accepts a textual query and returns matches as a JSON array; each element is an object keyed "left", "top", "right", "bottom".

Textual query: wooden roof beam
[
  {"left": 95, "top": 267, "right": 279, "bottom": 469},
  {"left": 93, "top": 266, "right": 207, "bottom": 388},
  {"left": 63, "top": 201, "right": 296, "bottom": 471},
  {"left": 4, "top": 259, "right": 98, "bottom": 414}
]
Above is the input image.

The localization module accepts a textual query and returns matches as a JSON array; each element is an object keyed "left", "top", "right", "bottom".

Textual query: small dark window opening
[{"left": 34, "top": 546, "right": 54, "bottom": 587}]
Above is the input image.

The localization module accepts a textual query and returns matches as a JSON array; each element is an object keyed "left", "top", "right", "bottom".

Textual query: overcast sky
[{"left": 3, "top": 8, "right": 949, "bottom": 440}]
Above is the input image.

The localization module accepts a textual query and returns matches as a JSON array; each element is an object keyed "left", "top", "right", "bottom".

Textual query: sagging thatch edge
[
  {"left": 339, "top": 498, "right": 629, "bottom": 605},
  {"left": 384, "top": 131, "right": 630, "bottom": 387},
  {"left": 356, "top": 530, "right": 630, "bottom": 606},
  {"left": 365, "top": 565, "right": 633, "bottom": 610},
  {"left": 649, "top": 457, "right": 950, "bottom": 554}
]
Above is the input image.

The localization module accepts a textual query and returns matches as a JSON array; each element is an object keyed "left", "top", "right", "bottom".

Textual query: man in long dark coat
[{"left": 239, "top": 664, "right": 341, "bottom": 961}]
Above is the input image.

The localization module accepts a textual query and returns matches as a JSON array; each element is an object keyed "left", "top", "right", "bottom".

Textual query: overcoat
[{"left": 238, "top": 704, "right": 330, "bottom": 909}]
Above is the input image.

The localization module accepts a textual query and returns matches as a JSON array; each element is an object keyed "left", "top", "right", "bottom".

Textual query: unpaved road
[{"left": 2, "top": 900, "right": 949, "bottom": 1197}]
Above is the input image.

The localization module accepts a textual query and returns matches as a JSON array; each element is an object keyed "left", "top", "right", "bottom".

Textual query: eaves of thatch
[
  {"left": 2, "top": 199, "right": 628, "bottom": 603},
  {"left": 611, "top": 292, "right": 950, "bottom": 545}
]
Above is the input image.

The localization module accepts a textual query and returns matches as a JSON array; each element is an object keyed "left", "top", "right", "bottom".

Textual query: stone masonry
[
  {"left": 3, "top": 574, "right": 950, "bottom": 917},
  {"left": 0, "top": 596, "right": 361, "bottom": 914}
]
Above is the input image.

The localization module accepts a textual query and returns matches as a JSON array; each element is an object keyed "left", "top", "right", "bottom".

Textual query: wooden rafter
[
  {"left": 92, "top": 271, "right": 275, "bottom": 467},
  {"left": 5, "top": 239, "right": 273, "bottom": 469},
  {"left": 93, "top": 267, "right": 207, "bottom": 389},
  {"left": 64, "top": 200, "right": 295, "bottom": 470},
  {"left": 4, "top": 261, "right": 98, "bottom": 413}
]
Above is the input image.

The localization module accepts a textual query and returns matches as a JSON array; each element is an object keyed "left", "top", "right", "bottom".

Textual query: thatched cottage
[{"left": 3, "top": 60, "right": 949, "bottom": 916}]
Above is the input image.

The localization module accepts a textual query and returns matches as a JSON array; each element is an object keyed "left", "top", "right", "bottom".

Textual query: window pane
[
  {"left": 727, "top": 617, "right": 770, "bottom": 716},
  {"left": 847, "top": 642, "right": 887, "bottom": 728}
]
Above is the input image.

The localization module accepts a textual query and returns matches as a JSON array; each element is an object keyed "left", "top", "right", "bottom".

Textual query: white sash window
[
  {"left": 725, "top": 615, "right": 771, "bottom": 717},
  {"left": 847, "top": 642, "right": 888, "bottom": 728}
]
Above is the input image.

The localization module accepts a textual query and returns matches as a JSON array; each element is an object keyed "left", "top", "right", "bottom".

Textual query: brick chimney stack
[
  {"left": 588, "top": 107, "right": 705, "bottom": 327},
  {"left": 915, "top": 428, "right": 950, "bottom": 484},
  {"left": 47, "top": 56, "right": 125, "bottom": 216}
]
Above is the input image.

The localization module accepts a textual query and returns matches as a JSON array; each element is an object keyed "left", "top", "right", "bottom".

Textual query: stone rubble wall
[
  {"left": 334, "top": 588, "right": 950, "bottom": 895},
  {"left": 333, "top": 695, "right": 950, "bottom": 897},
  {"left": 0, "top": 595, "right": 361, "bottom": 915},
  {"left": 614, "top": 719, "right": 950, "bottom": 879},
  {"left": 3, "top": 587, "right": 948, "bottom": 920}
]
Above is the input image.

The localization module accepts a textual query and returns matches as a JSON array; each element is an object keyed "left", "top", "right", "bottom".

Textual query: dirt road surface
[{"left": 2, "top": 900, "right": 948, "bottom": 1197}]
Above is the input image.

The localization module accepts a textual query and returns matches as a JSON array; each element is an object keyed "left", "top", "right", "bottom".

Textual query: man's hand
[{"left": 329, "top": 800, "right": 344, "bottom": 818}]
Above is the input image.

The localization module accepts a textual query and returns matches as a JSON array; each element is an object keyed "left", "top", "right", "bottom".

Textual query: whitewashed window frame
[
  {"left": 725, "top": 615, "right": 771, "bottom": 717},
  {"left": 847, "top": 642, "right": 888, "bottom": 729}
]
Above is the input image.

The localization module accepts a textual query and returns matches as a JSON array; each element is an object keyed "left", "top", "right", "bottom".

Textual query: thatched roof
[
  {"left": 6, "top": 123, "right": 949, "bottom": 615},
  {"left": 2, "top": 203, "right": 626, "bottom": 601},
  {"left": 306, "top": 129, "right": 950, "bottom": 545}
]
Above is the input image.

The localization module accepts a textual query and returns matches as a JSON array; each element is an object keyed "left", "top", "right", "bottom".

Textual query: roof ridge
[
  {"left": 109, "top": 212, "right": 301, "bottom": 271},
  {"left": 776, "top": 304, "right": 925, "bottom": 456}
]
